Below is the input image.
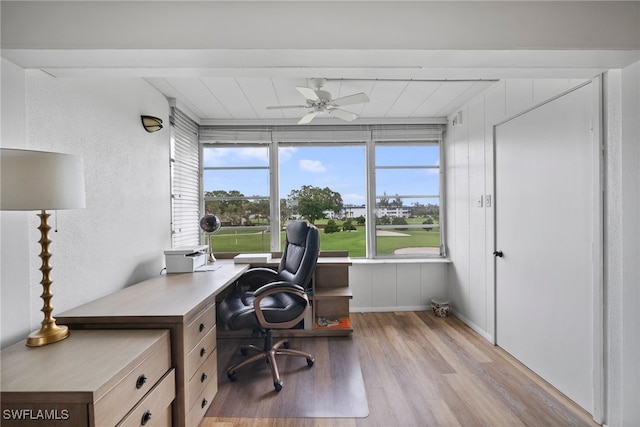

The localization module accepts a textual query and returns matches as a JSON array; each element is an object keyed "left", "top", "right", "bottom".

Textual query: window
[
  {"left": 373, "top": 143, "right": 441, "bottom": 256},
  {"left": 202, "top": 143, "right": 272, "bottom": 253},
  {"left": 197, "top": 125, "right": 444, "bottom": 258}
]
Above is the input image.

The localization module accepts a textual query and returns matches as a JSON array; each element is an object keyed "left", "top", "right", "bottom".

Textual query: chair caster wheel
[
  {"left": 307, "top": 357, "right": 315, "bottom": 367},
  {"left": 240, "top": 347, "right": 249, "bottom": 356},
  {"left": 228, "top": 371, "right": 237, "bottom": 382},
  {"left": 283, "top": 341, "right": 290, "bottom": 349},
  {"left": 274, "top": 380, "right": 283, "bottom": 392}
]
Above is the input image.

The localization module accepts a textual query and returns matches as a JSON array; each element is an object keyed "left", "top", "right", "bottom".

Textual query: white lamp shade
[{"left": 0, "top": 148, "right": 86, "bottom": 211}]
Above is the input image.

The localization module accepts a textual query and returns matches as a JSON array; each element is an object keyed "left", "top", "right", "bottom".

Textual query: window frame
[{"left": 198, "top": 125, "right": 445, "bottom": 259}]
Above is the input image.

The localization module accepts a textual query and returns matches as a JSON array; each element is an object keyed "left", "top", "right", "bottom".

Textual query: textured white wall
[
  {"left": 1, "top": 66, "right": 172, "bottom": 348},
  {"left": 1, "top": 58, "right": 31, "bottom": 346}
]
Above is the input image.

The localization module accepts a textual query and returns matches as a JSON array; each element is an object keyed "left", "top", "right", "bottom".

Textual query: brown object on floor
[{"left": 202, "top": 311, "right": 597, "bottom": 427}]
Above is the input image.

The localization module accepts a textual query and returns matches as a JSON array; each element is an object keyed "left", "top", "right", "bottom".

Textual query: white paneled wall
[
  {"left": 445, "top": 78, "right": 589, "bottom": 341},
  {"left": 350, "top": 261, "right": 449, "bottom": 312}
]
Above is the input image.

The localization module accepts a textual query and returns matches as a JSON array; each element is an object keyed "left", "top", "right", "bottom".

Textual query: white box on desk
[
  {"left": 164, "top": 245, "right": 207, "bottom": 273},
  {"left": 233, "top": 253, "right": 272, "bottom": 264}
]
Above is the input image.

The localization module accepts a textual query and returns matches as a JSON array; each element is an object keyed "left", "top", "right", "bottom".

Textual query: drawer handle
[
  {"left": 200, "top": 347, "right": 206, "bottom": 357},
  {"left": 199, "top": 323, "right": 206, "bottom": 332},
  {"left": 201, "top": 372, "right": 208, "bottom": 383},
  {"left": 136, "top": 374, "right": 147, "bottom": 389},
  {"left": 141, "top": 410, "right": 152, "bottom": 426},
  {"left": 201, "top": 398, "right": 208, "bottom": 409}
]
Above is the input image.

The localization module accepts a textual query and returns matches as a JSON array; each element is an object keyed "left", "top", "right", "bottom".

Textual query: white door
[{"left": 494, "top": 83, "right": 595, "bottom": 414}]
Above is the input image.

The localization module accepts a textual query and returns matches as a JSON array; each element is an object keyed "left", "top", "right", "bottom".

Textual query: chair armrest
[{"left": 253, "top": 281, "right": 309, "bottom": 329}]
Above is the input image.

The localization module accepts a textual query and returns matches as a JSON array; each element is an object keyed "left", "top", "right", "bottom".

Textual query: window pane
[
  {"left": 203, "top": 146, "right": 268, "bottom": 167},
  {"left": 376, "top": 145, "right": 439, "bottom": 166},
  {"left": 375, "top": 169, "right": 439, "bottom": 197},
  {"left": 203, "top": 145, "right": 270, "bottom": 254},
  {"left": 375, "top": 197, "right": 441, "bottom": 256},
  {"left": 374, "top": 142, "right": 441, "bottom": 257},
  {"left": 280, "top": 145, "right": 366, "bottom": 257},
  {"left": 203, "top": 169, "right": 269, "bottom": 196}
]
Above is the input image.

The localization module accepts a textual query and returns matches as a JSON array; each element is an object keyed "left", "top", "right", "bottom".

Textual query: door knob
[{"left": 493, "top": 250, "right": 504, "bottom": 257}]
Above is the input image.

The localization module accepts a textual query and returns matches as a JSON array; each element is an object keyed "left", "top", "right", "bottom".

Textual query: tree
[
  {"left": 324, "top": 219, "right": 340, "bottom": 234},
  {"left": 205, "top": 190, "right": 246, "bottom": 225},
  {"left": 342, "top": 219, "right": 356, "bottom": 232},
  {"left": 288, "top": 185, "right": 343, "bottom": 224}
]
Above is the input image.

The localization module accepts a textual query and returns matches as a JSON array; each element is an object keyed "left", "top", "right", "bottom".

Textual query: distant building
[{"left": 328, "top": 204, "right": 412, "bottom": 219}]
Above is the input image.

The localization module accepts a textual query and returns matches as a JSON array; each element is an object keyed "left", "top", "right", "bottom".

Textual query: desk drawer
[
  {"left": 187, "top": 349, "right": 217, "bottom": 411},
  {"left": 117, "top": 369, "right": 175, "bottom": 427},
  {"left": 95, "top": 335, "right": 171, "bottom": 427},
  {"left": 186, "top": 325, "right": 216, "bottom": 380},
  {"left": 185, "top": 304, "right": 216, "bottom": 351},
  {"left": 186, "top": 373, "right": 218, "bottom": 427}
]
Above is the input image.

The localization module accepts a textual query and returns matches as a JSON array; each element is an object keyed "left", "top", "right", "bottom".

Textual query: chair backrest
[{"left": 277, "top": 221, "right": 320, "bottom": 289}]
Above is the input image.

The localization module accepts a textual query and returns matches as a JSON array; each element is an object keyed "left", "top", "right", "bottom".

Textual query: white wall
[
  {"left": 604, "top": 63, "right": 640, "bottom": 427},
  {"left": 445, "top": 64, "right": 640, "bottom": 426},
  {"left": 1, "top": 58, "right": 31, "bottom": 346},
  {"left": 350, "top": 260, "right": 449, "bottom": 312},
  {"left": 445, "top": 77, "right": 589, "bottom": 339},
  {"left": 0, "top": 62, "right": 172, "bottom": 348}
]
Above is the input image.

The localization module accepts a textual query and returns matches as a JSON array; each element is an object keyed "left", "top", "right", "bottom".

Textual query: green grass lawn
[{"left": 212, "top": 218, "right": 440, "bottom": 257}]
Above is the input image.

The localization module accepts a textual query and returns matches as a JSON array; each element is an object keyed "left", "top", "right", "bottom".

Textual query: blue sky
[{"left": 203, "top": 145, "right": 439, "bottom": 205}]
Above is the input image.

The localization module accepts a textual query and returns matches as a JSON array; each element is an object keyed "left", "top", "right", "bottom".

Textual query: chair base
[{"left": 226, "top": 330, "right": 314, "bottom": 391}]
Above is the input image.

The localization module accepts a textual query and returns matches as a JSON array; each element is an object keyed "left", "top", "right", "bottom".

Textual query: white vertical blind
[{"left": 170, "top": 108, "right": 200, "bottom": 248}]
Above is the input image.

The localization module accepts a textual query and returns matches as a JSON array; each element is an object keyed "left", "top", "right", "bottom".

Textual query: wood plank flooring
[{"left": 201, "top": 311, "right": 598, "bottom": 427}]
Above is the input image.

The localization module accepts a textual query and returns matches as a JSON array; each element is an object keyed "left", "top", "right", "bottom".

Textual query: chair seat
[{"left": 219, "top": 291, "right": 307, "bottom": 331}]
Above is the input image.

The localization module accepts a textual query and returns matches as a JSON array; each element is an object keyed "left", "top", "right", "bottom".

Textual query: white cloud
[
  {"left": 279, "top": 147, "right": 296, "bottom": 163},
  {"left": 299, "top": 159, "right": 326, "bottom": 173},
  {"left": 237, "top": 147, "right": 268, "bottom": 162}
]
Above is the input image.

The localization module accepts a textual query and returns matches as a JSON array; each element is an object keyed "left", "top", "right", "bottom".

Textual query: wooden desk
[
  {"left": 1, "top": 329, "right": 173, "bottom": 427},
  {"left": 57, "top": 261, "right": 249, "bottom": 427}
]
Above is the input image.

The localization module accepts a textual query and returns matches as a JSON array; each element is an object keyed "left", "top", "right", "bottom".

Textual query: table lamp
[{"left": 0, "top": 148, "right": 86, "bottom": 346}]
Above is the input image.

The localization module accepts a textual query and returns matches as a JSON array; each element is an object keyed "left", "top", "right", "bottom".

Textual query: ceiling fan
[{"left": 267, "top": 78, "right": 370, "bottom": 124}]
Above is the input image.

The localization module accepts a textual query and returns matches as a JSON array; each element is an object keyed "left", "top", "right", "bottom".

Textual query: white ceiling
[
  {"left": 143, "top": 76, "right": 496, "bottom": 124},
  {"left": 2, "top": 1, "right": 639, "bottom": 125}
]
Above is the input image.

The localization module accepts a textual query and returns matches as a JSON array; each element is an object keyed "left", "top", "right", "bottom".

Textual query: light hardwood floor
[{"left": 201, "top": 311, "right": 598, "bottom": 427}]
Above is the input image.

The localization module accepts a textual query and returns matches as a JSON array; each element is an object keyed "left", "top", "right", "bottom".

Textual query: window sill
[{"left": 350, "top": 257, "right": 451, "bottom": 265}]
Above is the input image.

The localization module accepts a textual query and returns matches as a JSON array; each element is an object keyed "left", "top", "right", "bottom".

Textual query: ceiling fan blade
[
  {"left": 331, "top": 92, "right": 369, "bottom": 107},
  {"left": 328, "top": 108, "right": 358, "bottom": 122},
  {"left": 296, "top": 86, "right": 320, "bottom": 101},
  {"left": 297, "top": 111, "right": 319, "bottom": 125},
  {"left": 266, "top": 105, "right": 308, "bottom": 110}
]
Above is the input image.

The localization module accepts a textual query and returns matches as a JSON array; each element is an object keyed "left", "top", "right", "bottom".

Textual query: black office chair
[{"left": 218, "top": 221, "right": 320, "bottom": 391}]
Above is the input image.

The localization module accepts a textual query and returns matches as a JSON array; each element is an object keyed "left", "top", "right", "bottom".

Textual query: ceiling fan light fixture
[{"left": 268, "top": 78, "right": 370, "bottom": 125}]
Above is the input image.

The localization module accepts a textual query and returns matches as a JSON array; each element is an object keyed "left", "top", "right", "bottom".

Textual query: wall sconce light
[
  {"left": 0, "top": 148, "right": 86, "bottom": 346},
  {"left": 141, "top": 115, "right": 163, "bottom": 133}
]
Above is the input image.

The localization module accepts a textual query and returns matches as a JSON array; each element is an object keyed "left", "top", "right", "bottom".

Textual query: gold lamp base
[
  {"left": 26, "top": 323, "right": 69, "bottom": 347},
  {"left": 25, "top": 210, "right": 70, "bottom": 347}
]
